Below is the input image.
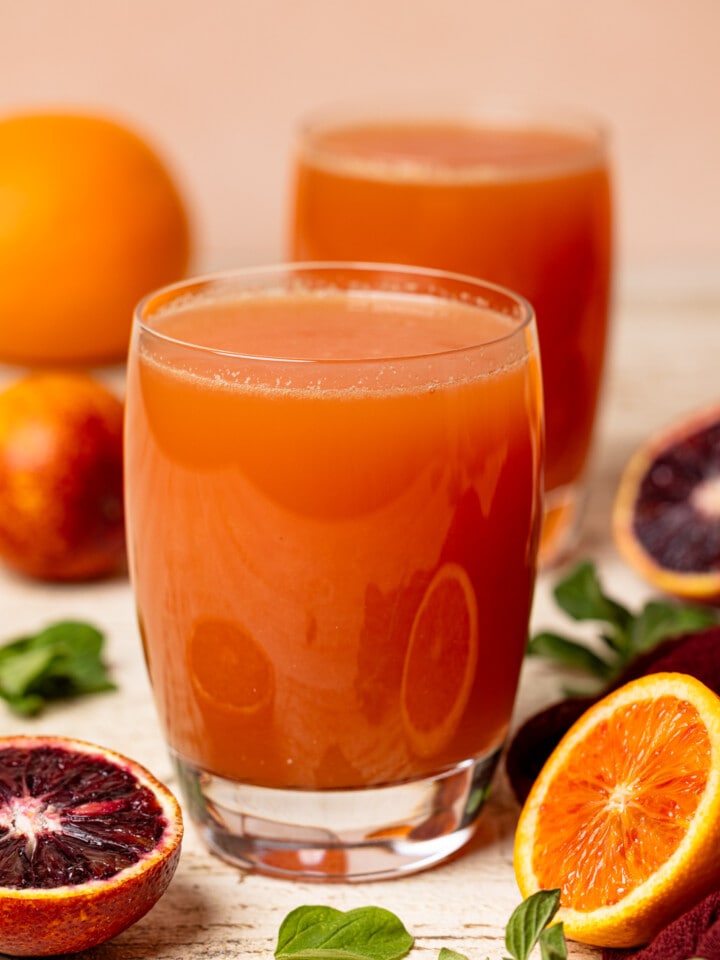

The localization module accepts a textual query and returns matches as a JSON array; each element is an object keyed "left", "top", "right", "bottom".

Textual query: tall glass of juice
[
  {"left": 125, "top": 262, "right": 543, "bottom": 881},
  {"left": 289, "top": 106, "right": 612, "bottom": 565}
]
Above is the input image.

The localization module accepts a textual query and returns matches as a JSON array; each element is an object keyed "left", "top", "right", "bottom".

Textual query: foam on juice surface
[{"left": 140, "top": 290, "right": 530, "bottom": 397}]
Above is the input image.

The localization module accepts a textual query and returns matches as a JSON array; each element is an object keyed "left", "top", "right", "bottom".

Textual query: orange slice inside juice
[{"left": 400, "top": 562, "right": 479, "bottom": 758}]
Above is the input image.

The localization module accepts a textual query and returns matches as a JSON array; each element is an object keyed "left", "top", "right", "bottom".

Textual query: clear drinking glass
[
  {"left": 125, "top": 262, "right": 543, "bottom": 881},
  {"left": 289, "top": 104, "right": 613, "bottom": 566}
]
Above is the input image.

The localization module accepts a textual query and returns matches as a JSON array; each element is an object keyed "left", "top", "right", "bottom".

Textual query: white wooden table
[{"left": 1, "top": 286, "right": 718, "bottom": 959}]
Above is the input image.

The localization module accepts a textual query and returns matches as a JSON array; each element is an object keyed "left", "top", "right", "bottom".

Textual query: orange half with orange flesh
[{"left": 514, "top": 672, "right": 720, "bottom": 948}]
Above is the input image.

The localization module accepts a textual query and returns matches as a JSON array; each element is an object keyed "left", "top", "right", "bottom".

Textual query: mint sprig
[
  {"left": 0, "top": 620, "right": 116, "bottom": 716},
  {"left": 274, "top": 891, "right": 564, "bottom": 960},
  {"left": 528, "top": 561, "right": 718, "bottom": 692}
]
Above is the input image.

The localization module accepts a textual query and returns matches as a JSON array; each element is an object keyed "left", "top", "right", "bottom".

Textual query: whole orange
[
  {"left": 0, "top": 371, "right": 125, "bottom": 581},
  {"left": 0, "top": 111, "right": 191, "bottom": 364}
]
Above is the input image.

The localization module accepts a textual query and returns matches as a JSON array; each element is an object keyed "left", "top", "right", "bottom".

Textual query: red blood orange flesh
[
  {"left": 613, "top": 404, "right": 720, "bottom": 602},
  {"left": 0, "top": 735, "right": 183, "bottom": 956}
]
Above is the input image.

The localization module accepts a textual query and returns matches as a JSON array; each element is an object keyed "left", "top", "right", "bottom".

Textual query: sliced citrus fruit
[
  {"left": 0, "top": 735, "right": 183, "bottom": 956},
  {"left": 513, "top": 672, "right": 720, "bottom": 948},
  {"left": 188, "top": 617, "right": 274, "bottom": 714},
  {"left": 401, "top": 562, "right": 479, "bottom": 758},
  {"left": 612, "top": 404, "right": 720, "bottom": 601}
]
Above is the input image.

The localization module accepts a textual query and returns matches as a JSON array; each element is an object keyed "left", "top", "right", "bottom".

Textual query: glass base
[
  {"left": 539, "top": 482, "right": 586, "bottom": 568},
  {"left": 171, "top": 747, "right": 501, "bottom": 881}
]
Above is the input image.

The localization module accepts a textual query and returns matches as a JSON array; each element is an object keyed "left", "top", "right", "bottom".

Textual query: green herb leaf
[
  {"left": 275, "top": 905, "right": 414, "bottom": 960},
  {"left": 553, "top": 562, "right": 632, "bottom": 632},
  {"left": 630, "top": 600, "right": 718, "bottom": 653},
  {"left": 504, "top": 889, "right": 561, "bottom": 960},
  {"left": 529, "top": 561, "right": 719, "bottom": 690},
  {"left": 438, "top": 950, "right": 468, "bottom": 960},
  {"left": 527, "top": 631, "right": 614, "bottom": 679},
  {"left": 538, "top": 922, "right": 567, "bottom": 960},
  {"left": 0, "top": 621, "right": 115, "bottom": 716}
]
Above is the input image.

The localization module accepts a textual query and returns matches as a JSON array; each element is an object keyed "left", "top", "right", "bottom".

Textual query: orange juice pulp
[
  {"left": 291, "top": 119, "right": 612, "bottom": 500},
  {"left": 125, "top": 289, "right": 543, "bottom": 790}
]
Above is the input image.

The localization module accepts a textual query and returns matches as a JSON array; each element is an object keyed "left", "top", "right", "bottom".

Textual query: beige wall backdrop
[{"left": 1, "top": 0, "right": 718, "bottom": 293}]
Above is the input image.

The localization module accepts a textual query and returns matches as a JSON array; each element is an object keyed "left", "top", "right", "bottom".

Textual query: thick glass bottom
[
  {"left": 540, "top": 482, "right": 586, "bottom": 568},
  {"left": 171, "top": 747, "right": 502, "bottom": 881}
]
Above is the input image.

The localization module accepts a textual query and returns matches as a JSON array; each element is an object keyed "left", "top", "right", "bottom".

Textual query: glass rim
[
  {"left": 133, "top": 260, "right": 537, "bottom": 366},
  {"left": 295, "top": 98, "right": 610, "bottom": 179}
]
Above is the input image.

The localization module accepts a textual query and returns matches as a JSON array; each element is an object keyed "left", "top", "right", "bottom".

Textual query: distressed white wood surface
[{"left": 0, "top": 289, "right": 718, "bottom": 959}]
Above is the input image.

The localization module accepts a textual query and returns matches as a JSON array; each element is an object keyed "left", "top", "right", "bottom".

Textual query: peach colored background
[{"left": 1, "top": 0, "right": 718, "bottom": 293}]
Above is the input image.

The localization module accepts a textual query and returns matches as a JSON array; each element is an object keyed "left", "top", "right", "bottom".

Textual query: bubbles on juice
[
  {"left": 137, "top": 289, "right": 532, "bottom": 400},
  {"left": 302, "top": 119, "right": 608, "bottom": 184}
]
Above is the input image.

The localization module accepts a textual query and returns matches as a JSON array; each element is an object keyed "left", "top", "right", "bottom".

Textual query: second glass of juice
[
  {"left": 289, "top": 106, "right": 613, "bottom": 565},
  {"left": 125, "top": 263, "right": 543, "bottom": 881}
]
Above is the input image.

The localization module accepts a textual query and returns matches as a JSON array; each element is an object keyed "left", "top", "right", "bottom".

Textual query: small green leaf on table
[
  {"left": 0, "top": 620, "right": 116, "bottom": 716},
  {"left": 504, "top": 889, "right": 561, "bottom": 960},
  {"left": 275, "top": 905, "right": 414, "bottom": 960}
]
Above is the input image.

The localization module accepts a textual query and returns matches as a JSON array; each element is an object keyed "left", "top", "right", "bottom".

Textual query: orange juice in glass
[
  {"left": 125, "top": 263, "right": 543, "bottom": 880},
  {"left": 290, "top": 107, "right": 613, "bottom": 564}
]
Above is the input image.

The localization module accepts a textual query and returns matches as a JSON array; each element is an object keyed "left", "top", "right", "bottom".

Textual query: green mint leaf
[
  {"left": 0, "top": 645, "right": 57, "bottom": 698},
  {"left": 527, "top": 631, "right": 615, "bottom": 678},
  {"left": 630, "top": 600, "right": 718, "bottom": 653},
  {"left": 33, "top": 620, "right": 106, "bottom": 653},
  {"left": 554, "top": 562, "right": 632, "bottom": 632},
  {"left": 438, "top": 950, "right": 468, "bottom": 960},
  {"left": 539, "top": 922, "right": 567, "bottom": 960},
  {"left": 275, "top": 905, "right": 414, "bottom": 960},
  {"left": 504, "top": 889, "right": 561, "bottom": 960},
  {"left": 529, "top": 560, "right": 720, "bottom": 688},
  {"left": 0, "top": 621, "right": 115, "bottom": 716},
  {"left": 2, "top": 691, "right": 46, "bottom": 717}
]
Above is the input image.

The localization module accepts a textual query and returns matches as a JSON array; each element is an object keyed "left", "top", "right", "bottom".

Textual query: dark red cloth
[
  {"left": 505, "top": 625, "right": 720, "bottom": 958},
  {"left": 602, "top": 889, "right": 720, "bottom": 959},
  {"left": 506, "top": 626, "right": 720, "bottom": 805}
]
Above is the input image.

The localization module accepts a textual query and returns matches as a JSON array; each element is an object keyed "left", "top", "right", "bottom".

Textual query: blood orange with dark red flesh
[
  {"left": 613, "top": 404, "right": 720, "bottom": 602},
  {"left": 0, "top": 735, "right": 183, "bottom": 956}
]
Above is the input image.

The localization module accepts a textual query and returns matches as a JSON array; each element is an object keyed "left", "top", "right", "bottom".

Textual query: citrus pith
[
  {"left": 612, "top": 404, "right": 720, "bottom": 602},
  {"left": 513, "top": 672, "right": 720, "bottom": 948},
  {"left": 0, "top": 735, "right": 183, "bottom": 956}
]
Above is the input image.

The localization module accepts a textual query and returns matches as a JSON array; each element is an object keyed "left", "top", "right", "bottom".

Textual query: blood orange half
[
  {"left": 0, "top": 735, "right": 183, "bottom": 956},
  {"left": 612, "top": 404, "right": 720, "bottom": 601}
]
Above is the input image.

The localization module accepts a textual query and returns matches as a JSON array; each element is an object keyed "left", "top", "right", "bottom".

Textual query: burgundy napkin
[
  {"left": 505, "top": 626, "right": 720, "bottom": 959},
  {"left": 602, "top": 889, "right": 720, "bottom": 959},
  {"left": 506, "top": 626, "right": 720, "bottom": 806}
]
